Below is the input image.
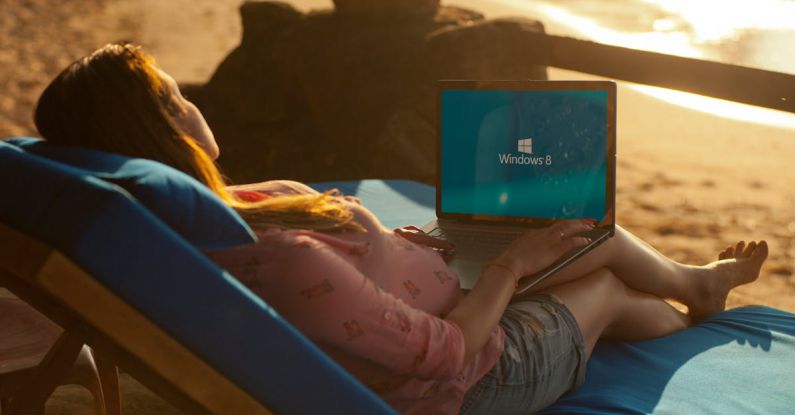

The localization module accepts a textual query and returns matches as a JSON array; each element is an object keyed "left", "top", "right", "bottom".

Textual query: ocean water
[
  {"left": 500, "top": 0, "right": 795, "bottom": 128},
  {"left": 521, "top": 0, "right": 795, "bottom": 74}
]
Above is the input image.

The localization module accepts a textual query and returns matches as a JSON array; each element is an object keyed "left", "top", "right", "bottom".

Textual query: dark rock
[
  {"left": 423, "top": 17, "right": 549, "bottom": 80},
  {"left": 193, "top": 1, "right": 548, "bottom": 184},
  {"left": 333, "top": 0, "right": 440, "bottom": 17},
  {"left": 240, "top": 1, "right": 302, "bottom": 45},
  {"left": 433, "top": 5, "right": 484, "bottom": 24}
]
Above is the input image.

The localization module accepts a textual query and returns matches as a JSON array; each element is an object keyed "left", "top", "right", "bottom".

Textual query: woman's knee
[
  {"left": 542, "top": 268, "right": 628, "bottom": 329},
  {"left": 587, "top": 268, "right": 626, "bottom": 295},
  {"left": 543, "top": 268, "right": 626, "bottom": 307},
  {"left": 583, "top": 268, "right": 630, "bottom": 316},
  {"left": 543, "top": 268, "right": 628, "bottom": 356}
]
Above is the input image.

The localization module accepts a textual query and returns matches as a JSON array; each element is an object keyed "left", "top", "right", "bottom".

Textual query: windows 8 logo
[
  {"left": 498, "top": 137, "right": 552, "bottom": 166},
  {"left": 518, "top": 138, "right": 533, "bottom": 154}
]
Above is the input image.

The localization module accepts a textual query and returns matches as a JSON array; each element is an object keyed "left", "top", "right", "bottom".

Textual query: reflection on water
[
  {"left": 531, "top": 1, "right": 703, "bottom": 58},
  {"left": 527, "top": 0, "right": 795, "bottom": 73},
  {"left": 634, "top": 85, "right": 795, "bottom": 130},
  {"left": 641, "top": 0, "right": 795, "bottom": 74},
  {"left": 516, "top": 0, "right": 795, "bottom": 129}
]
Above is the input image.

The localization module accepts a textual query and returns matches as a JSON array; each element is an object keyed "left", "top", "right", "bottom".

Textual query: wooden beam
[
  {"left": 82, "top": 327, "right": 214, "bottom": 415},
  {"left": 0, "top": 270, "right": 76, "bottom": 329},
  {"left": 517, "top": 30, "right": 795, "bottom": 113},
  {"left": 0, "top": 222, "right": 272, "bottom": 415},
  {"left": 0, "top": 223, "right": 53, "bottom": 282},
  {"left": 35, "top": 251, "right": 269, "bottom": 414}
]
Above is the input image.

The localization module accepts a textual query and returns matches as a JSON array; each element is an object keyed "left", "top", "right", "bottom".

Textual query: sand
[{"left": 1, "top": 0, "right": 794, "bottom": 413}]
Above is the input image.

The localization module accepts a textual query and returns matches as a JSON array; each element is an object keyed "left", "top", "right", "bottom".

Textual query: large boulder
[
  {"left": 192, "top": 1, "right": 548, "bottom": 184},
  {"left": 333, "top": 0, "right": 440, "bottom": 16}
]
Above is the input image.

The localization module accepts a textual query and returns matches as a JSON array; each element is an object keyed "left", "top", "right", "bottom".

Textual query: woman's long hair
[{"left": 34, "top": 43, "right": 362, "bottom": 232}]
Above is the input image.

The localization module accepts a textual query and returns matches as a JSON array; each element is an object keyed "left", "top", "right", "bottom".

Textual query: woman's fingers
[
  {"left": 394, "top": 225, "right": 424, "bottom": 234},
  {"left": 395, "top": 227, "right": 455, "bottom": 250},
  {"left": 556, "top": 236, "right": 591, "bottom": 255},
  {"left": 411, "top": 234, "right": 455, "bottom": 250},
  {"left": 394, "top": 226, "right": 423, "bottom": 236}
]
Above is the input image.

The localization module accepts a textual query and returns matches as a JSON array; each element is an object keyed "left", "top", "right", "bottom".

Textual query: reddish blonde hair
[{"left": 35, "top": 43, "right": 362, "bottom": 232}]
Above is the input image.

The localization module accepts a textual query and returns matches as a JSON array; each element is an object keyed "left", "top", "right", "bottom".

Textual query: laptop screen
[{"left": 439, "top": 82, "right": 614, "bottom": 223}]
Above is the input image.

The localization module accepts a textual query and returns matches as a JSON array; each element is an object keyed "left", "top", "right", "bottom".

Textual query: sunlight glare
[
  {"left": 632, "top": 84, "right": 795, "bottom": 130},
  {"left": 534, "top": 3, "right": 703, "bottom": 58},
  {"left": 640, "top": 0, "right": 795, "bottom": 43}
]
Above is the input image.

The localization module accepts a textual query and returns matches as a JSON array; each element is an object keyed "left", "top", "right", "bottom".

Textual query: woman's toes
[
  {"left": 753, "top": 240, "right": 769, "bottom": 262},
  {"left": 726, "top": 246, "right": 735, "bottom": 257},
  {"left": 743, "top": 241, "right": 757, "bottom": 257},
  {"left": 735, "top": 241, "right": 746, "bottom": 256}
]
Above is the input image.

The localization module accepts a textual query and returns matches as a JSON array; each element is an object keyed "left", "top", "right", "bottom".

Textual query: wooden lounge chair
[{"left": 0, "top": 138, "right": 395, "bottom": 415}]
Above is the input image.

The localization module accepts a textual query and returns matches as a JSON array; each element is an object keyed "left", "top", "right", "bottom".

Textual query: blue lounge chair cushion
[
  {"left": 315, "top": 180, "right": 795, "bottom": 415},
  {"left": 3, "top": 137, "right": 255, "bottom": 249},
  {"left": 541, "top": 305, "right": 795, "bottom": 414},
  {"left": 0, "top": 140, "right": 395, "bottom": 415}
]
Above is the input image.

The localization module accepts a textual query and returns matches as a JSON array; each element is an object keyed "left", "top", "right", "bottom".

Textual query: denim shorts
[{"left": 459, "top": 293, "right": 587, "bottom": 415}]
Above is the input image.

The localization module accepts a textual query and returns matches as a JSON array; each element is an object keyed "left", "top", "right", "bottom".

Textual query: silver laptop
[{"left": 422, "top": 80, "right": 617, "bottom": 295}]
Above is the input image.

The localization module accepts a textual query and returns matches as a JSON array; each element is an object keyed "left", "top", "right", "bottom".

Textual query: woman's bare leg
[
  {"left": 541, "top": 268, "right": 691, "bottom": 358},
  {"left": 522, "top": 225, "right": 768, "bottom": 318}
]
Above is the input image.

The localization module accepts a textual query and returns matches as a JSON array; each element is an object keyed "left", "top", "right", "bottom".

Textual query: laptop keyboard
[{"left": 427, "top": 224, "right": 608, "bottom": 262}]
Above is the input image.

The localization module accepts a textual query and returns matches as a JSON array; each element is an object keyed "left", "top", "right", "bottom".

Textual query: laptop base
[{"left": 422, "top": 220, "right": 612, "bottom": 296}]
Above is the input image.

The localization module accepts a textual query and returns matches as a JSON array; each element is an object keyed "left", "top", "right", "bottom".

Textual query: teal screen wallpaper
[{"left": 440, "top": 89, "right": 608, "bottom": 219}]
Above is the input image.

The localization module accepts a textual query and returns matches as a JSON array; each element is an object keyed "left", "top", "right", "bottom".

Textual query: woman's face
[{"left": 156, "top": 68, "right": 219, "bottom": 160}]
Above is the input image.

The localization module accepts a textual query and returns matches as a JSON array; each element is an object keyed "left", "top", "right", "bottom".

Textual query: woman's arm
[
  {"left": 445, "top": 266, "right": 516, "bottom": 365},
  {"left": 444, "top": 219, "right": 595, "bottom": 365},
  {"left": 222, "top": 233, "right": 472, "bottom": 380}
]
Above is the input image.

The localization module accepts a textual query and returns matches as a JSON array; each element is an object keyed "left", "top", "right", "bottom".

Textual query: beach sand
[{"left": 1, "top": 0, "right": 793, "bottom": 413}]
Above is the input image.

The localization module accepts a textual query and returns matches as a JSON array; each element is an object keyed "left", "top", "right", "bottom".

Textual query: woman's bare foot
[{"left": 688, "top": 240, "right": 769, "bottom": 320}]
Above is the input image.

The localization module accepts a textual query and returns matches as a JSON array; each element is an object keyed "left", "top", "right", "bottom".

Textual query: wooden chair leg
[
  {"left": 5, "top": 327, "right": 84, "bottom": 415},
  {"left": 89, "top": 377, "right": 108, "bottom": 415},
  {"left": 67, "top": 346, "right": 106, "bottom": 415},
  {"left": 95, "top": 354, "right": 122, "bottom": 415}
]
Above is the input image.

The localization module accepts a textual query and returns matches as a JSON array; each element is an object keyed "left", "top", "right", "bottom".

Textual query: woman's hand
[
  {"left": 394, "top": 225, "right": 456, "bottom": 261},
  {"left": 492, "top": 219, "right": 595, "bottom": 283}
]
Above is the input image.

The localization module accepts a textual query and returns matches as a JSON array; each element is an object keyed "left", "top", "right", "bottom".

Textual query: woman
[{"left": 33, "top": 44, "right": 768, "bottom": 414}]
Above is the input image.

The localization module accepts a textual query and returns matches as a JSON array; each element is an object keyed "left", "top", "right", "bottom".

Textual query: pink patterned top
[{"left": 205, "top": 181, "right": 504, "bottom": 414}]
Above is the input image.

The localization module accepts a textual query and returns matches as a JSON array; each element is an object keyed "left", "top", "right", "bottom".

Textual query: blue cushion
[
  {"left": 541, "top": 305, "right": 795, "bottom": 415},
  {"left": 0, "top": 140, "right": 396, "bottom": 415},
  {"left": 311, "top": 180, "right": 435, "bottom": 230},
  {"left": 322, "top": 179, "right": 795, "bottom": 415},
  {"left": 3, "top": 137, "right": 255, "bottom": 249}
]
